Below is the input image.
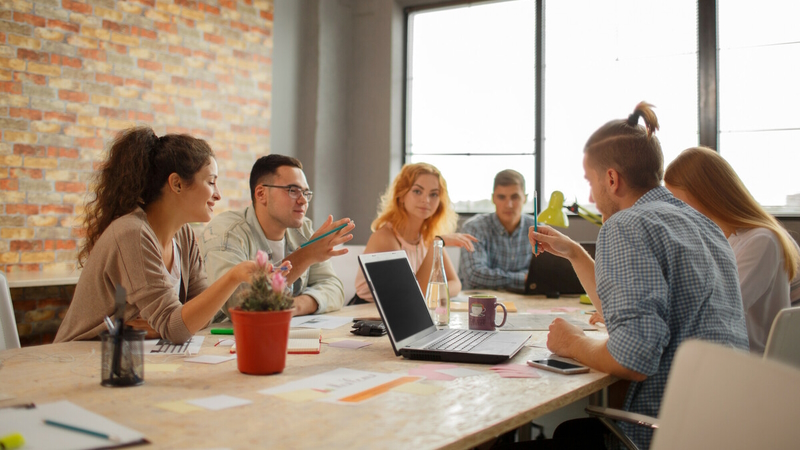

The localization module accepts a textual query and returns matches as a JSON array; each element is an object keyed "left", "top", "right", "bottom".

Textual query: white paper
[
  {"left": 143, "top": 335, "right": 204, "bottom": 355},
  {"left": 185, "top": 395, "right": 252, "bottom": 411},
  {"left": 437, "top": 367, "right": 485, "bottom": 378},
  {"left": 184, "top": 355, "right": 236, "bottom": 364},
  {"left": 0, "top": 400, "right": 145, "bottom": 450},
  {"left": 259, "top": 368, "right": 405, "bottom": 403},
  {"left": 502, "top": 314, "right": 596, "bottom": 331},
  {"left": 290, "top": 315, "right": 353, "bottom": 330}
]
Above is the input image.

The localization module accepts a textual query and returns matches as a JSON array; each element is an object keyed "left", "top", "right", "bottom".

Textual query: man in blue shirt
[
  {"left": 459, "top": 170, "right": 536, "bottom": 291},
  {"left": 529, "top": 103, "right": 748, "bottom": 450}
]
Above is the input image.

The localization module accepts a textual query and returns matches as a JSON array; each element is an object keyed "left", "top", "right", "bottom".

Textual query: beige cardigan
[{"left": 55, "top": 208, "right": 208, "bottom": 343}]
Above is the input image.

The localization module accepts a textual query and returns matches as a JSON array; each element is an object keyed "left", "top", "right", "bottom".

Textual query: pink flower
[
  {"left": 256, "top": 250, "right": 268, "bottom": 269},
  {"left": 270, "top": 271, "right": 287, "bottom": 294}
]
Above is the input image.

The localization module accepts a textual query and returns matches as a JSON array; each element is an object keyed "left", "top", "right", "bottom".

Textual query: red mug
[{"left": 468, "top": 295, "right": 507, "bottom": 331}]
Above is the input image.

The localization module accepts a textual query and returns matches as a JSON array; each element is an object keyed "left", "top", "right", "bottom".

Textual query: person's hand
[
  {"left": 588, "top": 311, "right": 605, "bottom": 325},
  {"left": 546, "top": 317, "right": 585, "bottom": 358},
  {"left": 528, "top": 225, "right": 579, "bottom": 259},
  {"left": 125, "top": 318, "right": 160, "bottom": 339},
  {"left": 303, "top": 215, "right": 355, "bottom": 262},
  {"left": 439, "top": 233, "right": 478, "bottom": 252}
]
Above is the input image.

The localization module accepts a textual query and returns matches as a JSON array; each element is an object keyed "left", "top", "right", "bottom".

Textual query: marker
[
  {"left": 0, "top": 432, "right": 25, "bottom": 450},
  {"left": 43, "top": 420, "right": 120, "bottom": 443},
  {"left": 534, "top": 191, "right": 538, "bottom": 254},
  {"left": 300, "top": 222, "right": 348, "bottom": 248},
  {"left": 210, "top": 328, "right": 234, "bottom": 335}
]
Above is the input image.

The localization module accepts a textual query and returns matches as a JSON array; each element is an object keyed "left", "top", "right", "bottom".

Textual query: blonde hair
[
  {"left": 665, "top": 146, "right": 799, "bottom": 280},
  {"left": 584, "top": 101, "right": 663, "bottom": 193},
  {"left": 371, "top": 163, "right": 458, "bottom": 244}
]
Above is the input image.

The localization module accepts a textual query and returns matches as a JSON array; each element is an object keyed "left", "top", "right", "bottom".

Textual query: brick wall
[{"left": 1, "top": 0, "right": 273, "bottom": 345}]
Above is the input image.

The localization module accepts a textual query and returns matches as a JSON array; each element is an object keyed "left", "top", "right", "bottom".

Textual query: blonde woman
[
  {"left": 353, "top": 163, "right": 477, "bottom": 303},
  {"left": 664, "top": 146, "right": 800, "bottom": 353}
]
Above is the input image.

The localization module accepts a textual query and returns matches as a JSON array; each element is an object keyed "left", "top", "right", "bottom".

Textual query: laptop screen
[{"left": 362, "top": 256, "right": 434, "bottom": 342}]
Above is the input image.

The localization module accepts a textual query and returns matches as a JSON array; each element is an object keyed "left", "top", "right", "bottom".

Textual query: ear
[
  {"left": 255, "top": 184, "right": 268, "bottom": 206},
  {"left": 168, "top": 173, "right": 182, "bottom": 194},
  {"left": 606, "top": 168, "right": 621, "bottom": 194}
]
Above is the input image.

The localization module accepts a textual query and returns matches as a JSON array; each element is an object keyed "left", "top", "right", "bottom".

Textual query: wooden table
[{"left": 0, "top": 292, "right": 615, "bottom": 450}]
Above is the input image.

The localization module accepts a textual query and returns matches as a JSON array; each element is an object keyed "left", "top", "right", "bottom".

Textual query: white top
[{"left": 728, "top": 227, "right": 794, "bottom": 353}]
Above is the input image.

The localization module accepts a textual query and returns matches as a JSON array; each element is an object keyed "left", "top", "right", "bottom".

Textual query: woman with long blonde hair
[
  {"left": 353, "top": 163, "right": 477, "bottom": 303},
  {"left": 665, "top": 146, "right": 800, "bottom": 353}
]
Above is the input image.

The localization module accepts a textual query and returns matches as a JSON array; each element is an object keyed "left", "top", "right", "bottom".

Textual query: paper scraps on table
[
  {"left": 271, "top": 388, "right": 330, "bottom": 403},
  {"left": 391, "top": 382, "right": 443, "bottom": 395},
  {"left": 184, "top": 355, "right": 236, "bottom": 364},
  {"left": 145, "top": 363, "right": 181, "bottom": 373},
  {"left": 551, "top": 307, "right": 582, "bottom": 313},
  {"left": 490, "top": 363, "right": 542, "bottom": 379},
  {"left": 407, "top": 363, "right": 463, "bottom": 381},
  {"left": 186, "top": 395, "right": 252, "bottom": 411},
  {"left": 436, "top": 367, "right": 484, "bottom": 378},
  {"left": 260, "top": 368, "right": 416, "bottom": 404},
  {"left": 215, "top": 338, "right": 235, "bottom": 347},
  {"left": 328, "top": 340, "right": 371, "bottom": 349},
  {"left": 154, "top": 400, "right": 205, "bottom": 414}
]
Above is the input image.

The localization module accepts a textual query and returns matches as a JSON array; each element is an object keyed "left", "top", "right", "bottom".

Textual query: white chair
[
  {"left": 0, "top": 272, "right": 21, "bottom": 350},
  {"left": 331, "top": 245, "right": 365, "bottom": 304},
  {"left": 588, "top": 340, "right": 800, "bottom": 450},
  {"left": 763, "top": 306, "right": 800, "bottom": 369}
]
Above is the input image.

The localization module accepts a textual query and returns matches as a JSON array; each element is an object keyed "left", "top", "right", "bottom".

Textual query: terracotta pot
[{"left": 229, "top": 307, "right": 293, "bottom": 375}]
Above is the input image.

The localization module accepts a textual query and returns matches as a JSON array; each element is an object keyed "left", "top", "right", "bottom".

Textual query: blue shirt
[
  {"left": 459, "top": 213, "right": 537, "bottom": 291},
  {"left": 596, "top": 187, "right": 748, "bottom": 449}
]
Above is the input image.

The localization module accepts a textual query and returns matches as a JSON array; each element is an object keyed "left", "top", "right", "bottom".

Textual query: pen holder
[{"left": 100, "top": 329, "right": 145, "bottom": 387}]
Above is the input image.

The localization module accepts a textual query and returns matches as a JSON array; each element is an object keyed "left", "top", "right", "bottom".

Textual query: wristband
[{"left": 434, "top": 236, "right": 445, "bottom": 246}]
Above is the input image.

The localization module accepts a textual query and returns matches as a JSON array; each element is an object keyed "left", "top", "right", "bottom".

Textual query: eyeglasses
[{"left": 261, "top": 184, "right": 313, "bottom": 201}]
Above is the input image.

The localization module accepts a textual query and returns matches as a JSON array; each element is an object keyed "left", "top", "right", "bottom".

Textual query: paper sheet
[
  {"left": 502, "top": 314, "right": 597, "bottom": 331},
  {"left": 154, "top": 401, "right": 204, "bottom": 414},
  {"left": 391, "top": 382, "right": 443, "bottom": 395},
  {"left": 259, "top": 368, "right": 411, "bottom": 404},
  {"left": 186, "top": 395, "right": 252, "bottom": 411},
  {"left": 290, "top": 315, "right": 353, "bottom": 330}
]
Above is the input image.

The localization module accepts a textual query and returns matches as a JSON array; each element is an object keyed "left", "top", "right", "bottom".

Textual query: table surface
[{"left": 0, "top": 291, "right": 615, "bottom": 450}]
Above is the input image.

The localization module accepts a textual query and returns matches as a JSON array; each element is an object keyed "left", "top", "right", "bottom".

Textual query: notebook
[
  {"left": 524, "top": 242, "right": 596, "bottom": 297},
  {"left": 288, "top": 328, "right": 322, "bottom": 354},
  {"left": 358, "top": 251, "right": 531, "bottom": 364}
]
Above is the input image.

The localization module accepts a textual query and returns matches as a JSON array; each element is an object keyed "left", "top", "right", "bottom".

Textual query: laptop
[
  {"left": 358, "top": 251, "right": 531, "bottom": 364},
  {"left": 523, "top": 242, "right": 596, "bottom": 297}
]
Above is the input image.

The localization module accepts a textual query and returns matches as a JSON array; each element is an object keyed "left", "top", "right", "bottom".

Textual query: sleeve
[
  {"left": 734, "top": 230, "right": 781, "bottom": 310},
  {"left": 302, "top": 259, "right": 345, "bottom": 314},
  {"left": 598, "top": 221, "right": 670, "bottom": 376},
  {"left": 183, "top": 226, "right": 209, "bottom": 301},
  {"left": 118, "top": 226, "right": 192, "bottom": 344},
  {"left": 458, "top": 221, "right": 525, "bottom": 290},
  {"left": 198, "top": 225, "right": 251, "bottom": 320}
]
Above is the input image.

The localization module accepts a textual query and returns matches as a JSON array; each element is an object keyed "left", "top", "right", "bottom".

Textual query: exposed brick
[
  {"left": 231, "top": 21, "right": 249, "bottom": 32},
  {"left": 1, "top": 228, "right": 35, "bottom": 239},
  {"left": 137, "top": 59, "right": 161, "bottom": 71},
  {"left": 41, "top": 204, "right": 73, "bottom": 214},
  {"left": 0, "top": 81, "right": 23, "bottom": 94},
  {"left": 111, "top": 32, "right": 138, "bottom": 47},
  {"left": 200, "top": 3, "right": 221, "bottom": 15},
  {"left": 9, "top": 168, "right": 43, "bottom": 179},
  {"left": 9, "top": 34, "right": 42, "bottom": 50},
  {"left": 4, "top": 131, "right": 37, "bottom": 143},
  {"left": 43, "top": 111, "right": 77, "bottom": 123},
  {"left": 13, "top": 72, "right": 47, "bottom": 85},
  {"left": 47, "top": 19, "right": 80, "bottom": 33},
  {"left": 17, "top": 48, "right": 49, "bottom": 63},
  {"left": 204, "top": 33, "right": 225, "bottom": 45},
  {"left": 66, "top": 35, "right": 97, "bottom": 49},
  {"left": 102, "top": 20, "right": 129, "bottom": 34},
  {"left": 196, "top": 79, "right": 217, "bottom": 91},
  {"left": 75, "top": 137, "right": 103, "bottom": 149},
  {"left": 202, "top": 110, "right": 222, "bottom": 120},
  {"left": 128, "top": 110, "right": 153, "bottom": 122},
  {"left": 132, "top": 26, "right": 157, "bottom": 40},
  {"left": 13, "top": 12, "right": 47, "bottom": 28},
  {"left": 0, "top": 57, "right": 26, "bottom": 71},
  {"left": 155, "top": 21, "right": 177, "bottom": 34},
  {"left": 53, "top": 147, "right": 78, "bottom": 158},
  {"left": 220, "top": 0, "right": 236, "bottom": 9},
  {"left": 130, "top": 0, "right": 155, "bottom": 7},
  {"left": 0, "top": 179, "right": 20, "bottom": 190},
  {"left": 78, "top": 48, "right": 106, "bottom": 61},
  {"left": 261, "top": 11, "right": 274, "bottom": 21},
  {"left": 193, "top": 49, "right": 215, "bottom": 60},
  {"left": 99, "top": 40, "right": 127, "bottom": 54},
  {"left": 98, "top": 106, "right": 126, "bottom": 119},
  {"left": 35, "top": 28, "right": 65, "bottom": 42},
  {"left": 62, "top": 0, "right": 92, "bottom": 15},
  {"left": 27, "top": 215, "right": 58, "bottom": 227},
  {"left": 58, "top": 90, "right": 89, "bottom": 102},
  {"left": 23, "top": 157, "right": 58, "bottom": 169},
  {"left": 95, "top": 73, "right": 122, "bottom": 86},
  {"left": 10, "top": 107, "right": 43, "bottom": 121},
  {"left": 54, "top": 181, "right": 85, "bottom": 193},
  {"left": 50, "top": 54, "right": 82, "bottom": 68}
]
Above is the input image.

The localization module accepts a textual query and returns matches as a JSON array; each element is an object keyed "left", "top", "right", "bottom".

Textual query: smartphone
[{"left": 527, "top": 358, "right": 590, "bottom": 375}]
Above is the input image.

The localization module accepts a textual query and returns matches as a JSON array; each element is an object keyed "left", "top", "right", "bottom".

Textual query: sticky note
[
  {"left": 272, "top": 389, "right": 330, "bottom": 402},
  {"left": 437, "top": 367, "right": 485, "bottom": 378},
  {"left": 186, "top": 395, "right": 252, "bottom": 411}
]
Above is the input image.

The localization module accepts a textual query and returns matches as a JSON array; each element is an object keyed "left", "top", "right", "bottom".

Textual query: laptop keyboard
[{"left": 426, "top": 329, "right": 492, "bottom": 352}]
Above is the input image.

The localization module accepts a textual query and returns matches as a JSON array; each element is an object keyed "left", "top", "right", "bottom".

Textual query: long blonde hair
[
  {"left": 665, "top": 146, "right": 799, "bottom": 280},
  {"left": 371, "top": 163, "right": 458, "bottom": 244}
]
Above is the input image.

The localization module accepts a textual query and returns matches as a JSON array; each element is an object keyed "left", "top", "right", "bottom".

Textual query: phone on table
[{"left": 527, "top": 358, "right": 590, "bottom": 375}]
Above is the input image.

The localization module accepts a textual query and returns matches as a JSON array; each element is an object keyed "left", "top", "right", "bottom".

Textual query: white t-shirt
[
  {"left": 267, "top": 238, "right": 285, "bottom": 263},
  {"left": 728, "top": 228, "right": 794, "bottom": 354}
]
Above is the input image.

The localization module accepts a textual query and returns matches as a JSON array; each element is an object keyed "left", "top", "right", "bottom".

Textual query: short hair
[
  {"left": 493, "top": 169, "right": 526, "bottom": 193},
  {"left": 665, "top": 146, "right": 799, "bottom": 280},
  {"left": 249, "top": 154, "right": 303, "bottom": 204},
  {"left": 371, "top": 163, "right": 458, "bottom": 244},
  {"left": 584, "top": 101, "right": 663, "bottom": 193}
]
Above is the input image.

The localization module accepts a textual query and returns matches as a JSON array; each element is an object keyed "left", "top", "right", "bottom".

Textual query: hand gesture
[
  {"left": 528, "top": 225, "right": 578, "bottom": 259},
  {"left": 546, "top": 317, "right": 585, "bottom": 358},
  {"left": 304, "top": 215, "right": 356, "bottom": 262},
  {"left": 588, "top": 311, "right": 605, "bottom": 325},
  {"left": 439, "top": 233, "right": 478, "bottom": 252}
]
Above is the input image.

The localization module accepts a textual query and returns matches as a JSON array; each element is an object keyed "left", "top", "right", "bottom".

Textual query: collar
[{"left": 633, "top": 186, "right": 673, "bottom": 207}]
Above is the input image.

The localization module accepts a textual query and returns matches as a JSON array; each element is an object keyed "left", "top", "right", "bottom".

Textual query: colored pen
[
  {"left": 534, "top": 191, "right": 538, "bottom": 254},
  {"left": 0, "top": 432, "right": 25, "bottom": 450},
  {"left": 43, "top": 419, "right": 120, "bottom": 443},
  {"left": 300, "top": 222, "right": 348, "bottom": 248},
  {"left": 210, "top": 328, "right": 234, "bottom": 335}
]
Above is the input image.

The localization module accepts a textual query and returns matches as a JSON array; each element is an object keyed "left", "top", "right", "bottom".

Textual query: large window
[{"left": 406, "top": 0, "right": 800, "bottom": 215}]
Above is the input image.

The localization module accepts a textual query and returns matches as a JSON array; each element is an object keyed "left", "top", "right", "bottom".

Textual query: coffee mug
[{"left": 468, "top": 295, "right": 507, "bottom": 331}]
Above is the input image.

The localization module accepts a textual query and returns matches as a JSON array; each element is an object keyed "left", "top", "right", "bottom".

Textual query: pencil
[
  {"left": 534, "top": 191, "right": 538, "bottom": 253},
  {"left": 300, "top": 222, "right": 348, "bottom": 248},
  {"left": 43, "top": 419, "right": 121, "bottom": 443}
]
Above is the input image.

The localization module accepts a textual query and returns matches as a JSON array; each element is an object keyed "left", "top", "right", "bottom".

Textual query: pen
[
  {"left": 210, "top": 328, "right": 234, "bottom": 335},
  {"left": 43, "top": 419, "right": 121, "bottom": 443},
  {"left": 300, "top": 222, "right": 348, "bottom": 248},
  {"left": 534, "top": 191, "right": 538, "bottom": 254},
  {"left": 0, "top": 432, "right": 25, "bottom": 450}
]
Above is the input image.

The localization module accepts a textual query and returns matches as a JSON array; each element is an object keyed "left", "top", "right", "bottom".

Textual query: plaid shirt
[
  {"left": 596, "top": 187, "right": 748, "bottom": 450},
  {"left": 458, "top": 213, "right": 537, "bottom": 290}
]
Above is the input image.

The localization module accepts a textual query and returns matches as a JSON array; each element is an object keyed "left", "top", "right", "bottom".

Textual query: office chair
[
  {"left": 763, "top": 306, "right": 800, "bottom": 369},
  {"left": 587, "top": 340, "right": 800, "bottom": 450},
  {"left": 0, "top": 272, "right": 21, "bottom": 350}
]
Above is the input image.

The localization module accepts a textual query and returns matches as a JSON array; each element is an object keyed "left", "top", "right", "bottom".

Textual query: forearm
[
  {"left": 181, "top": 267, "right": 244, "bottom": 333},
  {"left": 568, "top": 246, "right": 602, "bottom": 315},
  {"left": 292, "top": 294, "right": 319, "bottom": 315},
  {"left": 563, "top": 336, "right": 646, "bottom": 381},
  {"left": 283, "top": 247, "right": 314, "bottom": 285}
]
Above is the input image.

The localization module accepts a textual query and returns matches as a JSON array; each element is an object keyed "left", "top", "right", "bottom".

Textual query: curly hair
[
  {"left": 371, "top": 163, "right": 458, "bottom": 244},
  {"left": 79, "top": 127, "right": 215, "bottom": 266}
]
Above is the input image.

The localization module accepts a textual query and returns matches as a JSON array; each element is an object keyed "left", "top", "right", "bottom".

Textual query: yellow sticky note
[
  {"left": 272, "top": 389, "right": 329, "bottom": 402},
  {"left": 146, "top": 363, "right": 181, "bottom": 373},
  {"left": 155, "top": 401, "right": 205, "bottom": 414},
  {"left": 392, "top": 382, "right": 443, "bottom": 395}
]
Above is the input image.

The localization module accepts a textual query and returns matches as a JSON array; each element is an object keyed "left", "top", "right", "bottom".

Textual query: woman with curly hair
[
  {"left": 353, "top": 163, "right": 477, "bottom": 303},
  {"left": 55, "top": 127, "right": 275, "bottom": 343}
]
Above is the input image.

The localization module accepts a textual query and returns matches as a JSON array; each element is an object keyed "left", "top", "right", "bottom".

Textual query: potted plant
[{"left": 229, "top": 251, "right": 295, "bottom": 375}]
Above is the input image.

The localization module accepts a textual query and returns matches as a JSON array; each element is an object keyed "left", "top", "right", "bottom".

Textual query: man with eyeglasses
[{"left": 200, "top": 155, "right": 355, "bottom": 319}]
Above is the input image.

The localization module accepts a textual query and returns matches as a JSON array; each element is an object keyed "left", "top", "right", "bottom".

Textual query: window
[{"left": 406, "top": 0, "right": 799, "bottom": 215}]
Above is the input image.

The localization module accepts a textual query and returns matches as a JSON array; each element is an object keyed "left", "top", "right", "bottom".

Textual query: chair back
[
  {"left": 0, "top": 272, "right": 21, "bottom": 350},
  {"left": 331, "top": 245, "right": 365, "bottom": 304},
  {"left": 764, "top": 306, "right": 800, "bottom": 368},
  {"left": 651, "top": 340, "right": 800, "bottom": 450}
]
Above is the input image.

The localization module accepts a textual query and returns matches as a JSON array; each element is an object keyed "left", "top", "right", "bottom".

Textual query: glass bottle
[{"left": 425, "top": 238, "right": 450, "bottom": 326}]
